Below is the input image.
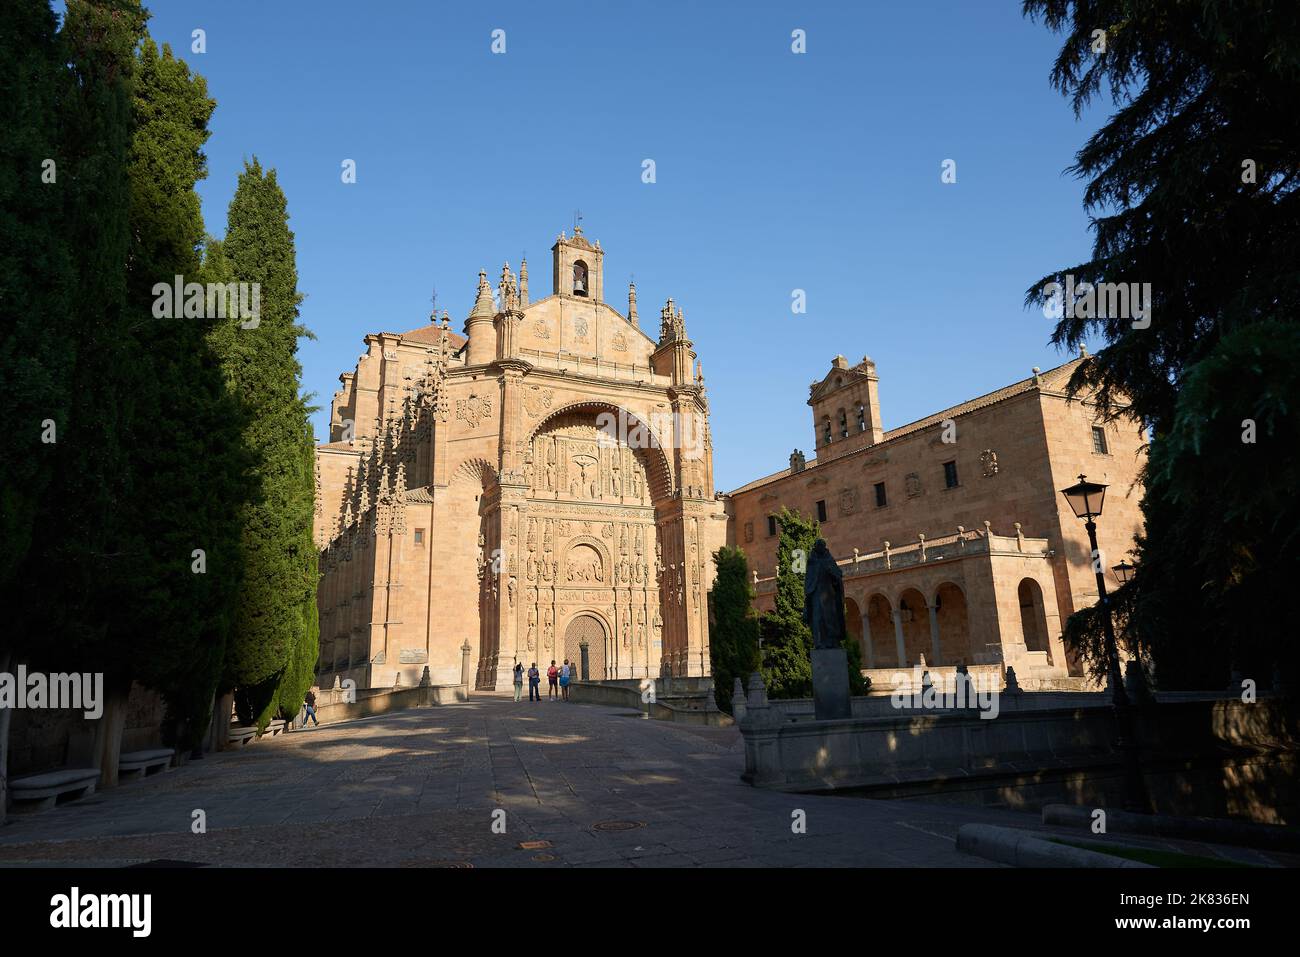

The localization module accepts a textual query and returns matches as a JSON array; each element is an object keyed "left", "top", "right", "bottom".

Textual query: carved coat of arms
[
  {"left": 524, "top": 386, "right": 554, "bottom": 419},
  {"left": 456, "top": 392, "right": 493, "bottom": 429},
  {"left": 838, "top": 487, "right": 859, "bottom": 516}
]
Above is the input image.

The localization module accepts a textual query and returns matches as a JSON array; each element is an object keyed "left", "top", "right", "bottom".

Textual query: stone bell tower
[{"left": 552, "top": 226, "right": 604, "bottom": 302}]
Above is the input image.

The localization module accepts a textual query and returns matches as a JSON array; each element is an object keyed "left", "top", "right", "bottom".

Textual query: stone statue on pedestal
[
  {"left": 803, "top": 538, "right": 852, "bottom": 719},
  {"left": 803, "top": 539, "right": 846, "bottom": 651}
]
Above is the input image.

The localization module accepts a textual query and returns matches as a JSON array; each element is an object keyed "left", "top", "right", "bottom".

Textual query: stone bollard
[
  {"left": 460, "top": 641, "right": 473, "bottom": 698},
  {"left": 1003, "top": 666, "right": 1022, "bottom": 694},
  {"left": 705, "top": 685, "right": 718, "bottom": 713},
  {"left": 731, "top": 677, "right": 748, "bottom": 721},
  {"left": 419, "top": 665, "right": 431, "bottom": 688},
  {"left": 746, "top": 671, "right": 768, "bottom": 708}
]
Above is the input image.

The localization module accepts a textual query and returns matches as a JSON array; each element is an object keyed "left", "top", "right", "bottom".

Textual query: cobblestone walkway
[{"left": 0, "top": 694, "right": 1038, "bottom": 867}]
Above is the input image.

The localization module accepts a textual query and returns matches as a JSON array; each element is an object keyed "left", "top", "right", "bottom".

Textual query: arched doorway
[
  {"left": 1018, "top": 578, "right": 1049, "bottom": 653},
  {"left": 866, "top": 594, "right": 894, "bottom": 666},
  {"left": 564, "top": 613, "right": 607, "bottom": 680},
  {"left": 934, "top": 582, "right": 971, "bottom": 665},
  {"left": 897, "top": 588, "right": 930, "bottom": 667}
]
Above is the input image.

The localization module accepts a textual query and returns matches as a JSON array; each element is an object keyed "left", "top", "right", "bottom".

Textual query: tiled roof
[
  {"left": 394, "top": 323, "right": 467, "bottom": 348},
  {"left": 725, "top": 357, "right": 1087, "bottom": 497}
]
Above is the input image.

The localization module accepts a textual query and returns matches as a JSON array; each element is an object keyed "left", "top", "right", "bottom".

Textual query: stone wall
[{"left": 737, "top": 692, "right": 1300, "bottom": 823}]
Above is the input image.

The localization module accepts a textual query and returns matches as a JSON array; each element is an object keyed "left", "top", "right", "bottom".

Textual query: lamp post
[
  {"left": 1061, "top": 474, "right": 1148, "bottom": 812},
  {"left": 1060, "top": 475, "right": 1128, "bottom": 708}
]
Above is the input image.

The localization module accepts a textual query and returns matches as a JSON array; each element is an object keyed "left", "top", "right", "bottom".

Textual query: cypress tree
[
  {"left": 121, "top": 38, "right": 250, "bottom": 750},
  {"left": 8, "top": 0, "right": 148, "bottom": 788},
  {"left": 215, "top": 159, "right": 318, "bottom": 728},
  {"left": 0, "top": 0, "right": 75, "bottom": 595},
  {"left": 758, "top": 509, "right": 818, "bottom": 699},
  {"left": 708, "top": 546, "right": 760, "bottom": 713}
]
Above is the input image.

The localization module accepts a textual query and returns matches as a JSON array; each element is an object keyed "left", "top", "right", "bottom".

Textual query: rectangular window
[
  {"left": 767, "top": 515, "right": 778, "bottom": 537},
  {"left": 943, "top": 460, "right": 959, "bottom": 489},
  {"left": 414, "top": 528, "right": 425, "bottom": 545},
  {"left": 816, "top": 500, "right": 828, "bottom": 523},
  {"left": 874, "top": 482, "right": 887, "bottom": 508},
  {"left": 1091, "top": 425, "right": 1109, "bottom": 455}
]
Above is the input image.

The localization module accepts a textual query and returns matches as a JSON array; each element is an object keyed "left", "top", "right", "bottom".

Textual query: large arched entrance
[{"left": 564, "top": 613, "right": 608, "bottom": 680}]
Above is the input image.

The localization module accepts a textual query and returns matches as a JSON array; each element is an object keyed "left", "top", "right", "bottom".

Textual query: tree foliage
[
  {"left": 1026, "top": 0, "right": 1300, "bottom": 692},
  {"left": 216, "top": 159, "right": 318, "bottom": 728},
  {"left": 708, "top": 546, "right": 760, "bottom": 713}
]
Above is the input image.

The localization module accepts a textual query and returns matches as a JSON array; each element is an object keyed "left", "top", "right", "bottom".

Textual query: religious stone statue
[{"left": 803, "top": 538, "right": 845, "bottom": 651}]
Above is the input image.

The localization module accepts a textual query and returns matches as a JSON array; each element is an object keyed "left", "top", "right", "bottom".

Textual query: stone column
[
  {"left": 892, "top": 610, "right": 907, "bottom": 667},
  {"left": 861, "top": 613, "right": 875, "bottom": 669},
  {"left": 927, "top": 602, "right": 942, "bottom": 666}
]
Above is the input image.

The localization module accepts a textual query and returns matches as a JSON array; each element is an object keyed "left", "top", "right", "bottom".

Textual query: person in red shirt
[{"left": 547, "top": 660, "right": 559, "bottom": 700}]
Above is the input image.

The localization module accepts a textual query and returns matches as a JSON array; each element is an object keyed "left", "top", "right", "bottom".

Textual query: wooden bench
[
  {"left": 118, "top": 748, "right": 175, "bottom": 779},
  {"left": 9, "top": 768, "right": 99, "bottom": 811}
]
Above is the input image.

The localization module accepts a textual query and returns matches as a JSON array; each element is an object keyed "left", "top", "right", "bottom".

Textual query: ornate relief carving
[
  {"left": 612, "top": 330, "right": 628, "bottom": 352},
  {"left": 524, "top": 386, "right": 554, "bottom": 420},
  {"left": 534, "top": 319, "right": 550, "bottom": 339},
  {"left": 456, "top": 392, "right": 493, "bottom": 429},
  {"left": 981, "top": 449, "right": 1000, "bottom": 477},
  {"left": 905, "top": 472, "right": 923, "bottom": 498},
  {"left": 838, "top": 487, "right": 859, "bottom": 516}
]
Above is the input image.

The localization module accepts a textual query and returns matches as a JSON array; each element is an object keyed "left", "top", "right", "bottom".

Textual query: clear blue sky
[{"left": 136, "top": 0, "right": 1105, "bottom": 492}]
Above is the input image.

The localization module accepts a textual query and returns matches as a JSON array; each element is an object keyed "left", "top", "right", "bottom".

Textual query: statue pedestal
[{"left": 812, "top": 648, "right": 851, "bottom": 720}]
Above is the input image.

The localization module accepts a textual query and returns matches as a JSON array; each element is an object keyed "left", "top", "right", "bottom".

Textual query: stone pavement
[{"left": 0, "top": 693, "right": 1102, "bottom": 867}]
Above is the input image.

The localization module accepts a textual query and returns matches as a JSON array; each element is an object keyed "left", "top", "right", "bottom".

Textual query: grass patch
[{"left": 1049, "top": 839, "right": 1256, "bottom": 868}]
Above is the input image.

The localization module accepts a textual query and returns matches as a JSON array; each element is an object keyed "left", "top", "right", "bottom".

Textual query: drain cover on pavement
[
  {"left": 592, "top": 820, "right": 646, "bottom": 832},
  {"left": 531, "top": 853, "right": 557, "bottom": 862},
  {"left": 519, "top": 840, "right": 553, "bottom": 850}
]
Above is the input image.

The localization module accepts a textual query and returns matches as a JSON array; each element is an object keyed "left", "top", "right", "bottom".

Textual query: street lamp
[
  {"left": 1060, "top": 474, "right": 1128, "bottom": 708},
  {"left": 1112, "top": 560, "right": 1135, "bottom": 586},
  {"left": 1061, "top": 473, "right": 1147, "bottom": 812}
]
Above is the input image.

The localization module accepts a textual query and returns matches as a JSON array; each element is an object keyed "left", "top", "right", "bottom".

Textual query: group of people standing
[{"left": 513, "top": 659, "right": 577, "bottom": 702}]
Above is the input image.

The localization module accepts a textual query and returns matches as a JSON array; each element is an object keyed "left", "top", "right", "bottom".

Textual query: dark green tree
[
  {"left": 12, "top": 0, "right": 147, "bottom": 706},
  {"left": 120, "top": 37, "right": 250, "bottom": 750},
  {"left": 215, "top": 159, "right": 318, "bottom": 728},
  {"left": 0, "top": 0, "right": 76, "bottom": 596},
  {"left": 708, "top": 546, "right": 760, "bottom": 713},
  {"left": 1024, "top": 0, "right": 1300, "bottom": 692},
  {"left": 758, "top": 509, "right": 817, "bottom": 699}
]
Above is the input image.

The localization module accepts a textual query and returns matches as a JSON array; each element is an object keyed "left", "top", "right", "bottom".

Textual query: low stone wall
[
  {"left": 569, "top": 678, "right": 731, "bottom": 727},
  {"left": 302, "top": 683, "right": 468, "bottom": 727},
  {"left": 738, "top": 686, "right": 1300, "bottom": 823}
]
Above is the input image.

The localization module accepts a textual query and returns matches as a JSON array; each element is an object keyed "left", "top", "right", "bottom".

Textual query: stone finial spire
[
  {"left": 519, "top": 256, "right": 529, "bottom": 307},
  {"left": 468, "top": 269, "right": 495, "bottom": 320},
  {"left": 628, "top": 280, "right": 638, "bottom": 327},
  {"left": 498, "top": 261, "right": 520, "bottom": 312}
]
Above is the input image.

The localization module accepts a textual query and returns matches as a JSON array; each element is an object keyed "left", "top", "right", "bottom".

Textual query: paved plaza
[
  {"left": 0, "top": 695, "right": 1288, "bottom": 868},
  {"left": 0, "top": 694, "right": 1024, "bottom": 867}
]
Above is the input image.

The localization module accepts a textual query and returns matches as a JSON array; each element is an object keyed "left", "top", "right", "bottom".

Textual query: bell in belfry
[{"left": 573, "top": 261, "right": 588, "bottom": 296}]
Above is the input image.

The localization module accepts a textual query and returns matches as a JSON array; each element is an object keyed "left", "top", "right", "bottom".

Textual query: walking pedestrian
[
  {"left": 528, "top": 662, "right": 541, "bottom": 702},
  {"left": 547, "top": 660, "right": 559, "bottom": 700},
  {"left": 302, "top": 688, "right": 319, "bottom": 727},
  {"left": 513, "top": 661, "right": 524, "bottom": 702},
  {"left": 560, "top": 659, "right": 571, "bottom": 701}
]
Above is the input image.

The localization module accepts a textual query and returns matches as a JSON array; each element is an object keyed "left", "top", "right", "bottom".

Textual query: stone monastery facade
[
  {"left": 314, "top": 228, "right": 725, "bottom": 690},
  {"left": 726, "top": 354, "right": 1146, "bottom": 686}
]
